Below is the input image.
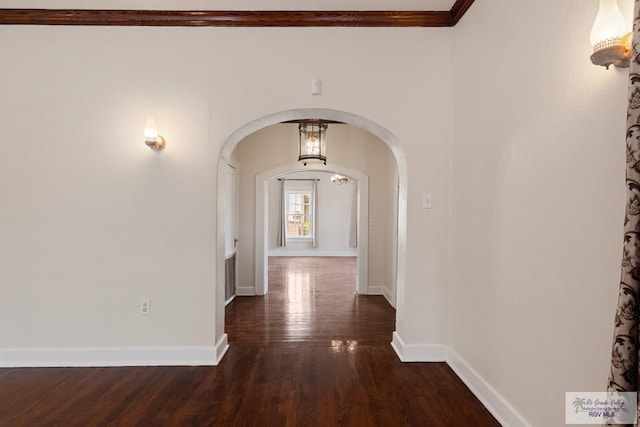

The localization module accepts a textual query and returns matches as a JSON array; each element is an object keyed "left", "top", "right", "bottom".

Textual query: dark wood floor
[{"left": 0, "top": 257, "right": 499, "bottom": 426}]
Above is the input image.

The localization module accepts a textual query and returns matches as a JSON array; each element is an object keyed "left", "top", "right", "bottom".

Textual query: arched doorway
[
  {"left": 254, "top": 163, "right": 369, "bottom": 296},
  {"left": 216, "top": 108, "right": 407, "bottom": 358}
]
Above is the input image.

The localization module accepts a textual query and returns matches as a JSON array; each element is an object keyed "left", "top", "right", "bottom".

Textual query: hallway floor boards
[{"left": 0, "top": 257, "right": 499, "bottom": 426}]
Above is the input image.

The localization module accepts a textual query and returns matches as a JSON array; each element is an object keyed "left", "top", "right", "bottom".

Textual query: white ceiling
[{"left": 0, "top": 0, "right": 458, "bottom": 11}]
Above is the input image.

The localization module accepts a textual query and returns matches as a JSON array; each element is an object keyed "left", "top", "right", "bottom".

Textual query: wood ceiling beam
[{"left": 0, "top": 2, "right": 475, "bottom": 27}]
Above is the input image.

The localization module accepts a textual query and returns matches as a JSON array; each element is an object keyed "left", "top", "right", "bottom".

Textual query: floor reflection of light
[
  {"left": 283, "top": 269, "right": 314, "bottom": 340},
  {"left": 330, "top": 339, "right": 359, "bottom": 354},
  {"left": 286, "top": 270, "right": 312, "bottom": 314}
]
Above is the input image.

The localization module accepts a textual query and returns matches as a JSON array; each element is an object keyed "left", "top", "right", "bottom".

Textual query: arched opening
[
  {"left": 215, "top": 108, "right": 407, "bottom": 360},
  {"left": 253, "top": 162, "right": 369, "bottom": 296}
]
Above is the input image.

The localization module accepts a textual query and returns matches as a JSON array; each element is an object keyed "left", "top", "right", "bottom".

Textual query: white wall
[
  {"left": 450, "top": 1, "right": 631, "bottom": 425},
  {"left": 0, "top": 23, "right": 453, "bottom": 362},
  {"left": 234, "top": 124, "right": 394, "bottom": 292}
]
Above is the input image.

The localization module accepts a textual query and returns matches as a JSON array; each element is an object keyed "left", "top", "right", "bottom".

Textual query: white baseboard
[
  {"left": 390, "top": 332, "right": 531, "bottom": 426},
  {"left": 215, "top": 333, "right": 229, "bottom": 365},
  {"left": 447, "top": 349, "right": 531, "bottom": 427},
  {"left": 391, "top": 332, "right": 448, "bottom": 362},
  {"left": 360, "top": 285, "right": 395, "bottom": 308},
  {"left": 268, "top": 250, "right": 357, "bottom": 257},
  {"left": 367, "top": 286, "right": 385, "bottom": 295},
  {"left": 0, "top": 345, "right": 224, "bottom": 368},
  {"left": 367, "top": 286, "right": 396, "bottom": 308},
  {"left": 235, "top": 286, "right": 256, "bottom": 296},
  {"left": 382, "top": 287, "right": 395, "bottom": 308}
]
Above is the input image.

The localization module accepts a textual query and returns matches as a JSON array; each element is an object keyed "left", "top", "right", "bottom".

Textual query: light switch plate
[
  {"left": 311, "top": 78, "right": 321, "bottom": 95},
  {"left": 422, "top": 193, "right": 433, "bottom": 209}
]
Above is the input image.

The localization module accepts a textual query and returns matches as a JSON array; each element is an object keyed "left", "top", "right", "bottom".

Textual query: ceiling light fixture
[
  {"left": 298, "top": 120, "right": 327, "bottom": 166},
  {"left": 330, "top": 174, "right": 353, "bottom": 185}
]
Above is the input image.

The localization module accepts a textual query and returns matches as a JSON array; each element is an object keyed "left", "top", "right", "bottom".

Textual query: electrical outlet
[{"left": 141, "top": 299, "right": 151, "bottom": 315}]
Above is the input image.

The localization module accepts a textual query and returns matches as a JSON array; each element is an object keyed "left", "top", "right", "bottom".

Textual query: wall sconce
[
  {"left": 590, "top": 0, "right": 631, "bottom": 69},
  {"left": 144, "top": 115, "right": 166, "bottom": 151}
]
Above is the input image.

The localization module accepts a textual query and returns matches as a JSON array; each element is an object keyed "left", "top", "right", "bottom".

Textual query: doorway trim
[
  {"left": 217, "top": 108, "right": 407, "bottom": 359},
  {"left": 253, "top": 164, "right": 369, "bottom": 296}
]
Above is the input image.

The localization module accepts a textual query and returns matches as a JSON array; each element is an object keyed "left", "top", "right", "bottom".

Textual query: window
[{"left": 286, "top": 189, "right": 313, "bottom": 239}]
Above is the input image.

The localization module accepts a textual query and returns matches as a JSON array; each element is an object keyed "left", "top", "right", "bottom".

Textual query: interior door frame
[
  {"left": 223, "top": 161, "right": 239, "bottom": 304},
  {"left": 254, "top": 163, "right": 369, "bottom": 295}
]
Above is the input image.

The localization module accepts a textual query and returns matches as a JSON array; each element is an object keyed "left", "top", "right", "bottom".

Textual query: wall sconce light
[
  {"left": 590, "top": 0, "right": 631, "bottom": 69},
  {"left": 144, "top": 115, "right": 166, "bottom": 151}
]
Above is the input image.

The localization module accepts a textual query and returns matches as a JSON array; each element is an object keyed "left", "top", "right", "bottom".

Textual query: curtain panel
[
  {"left": 608, "top": 1, "right": 640, "bottom": 425},
  {"left": 277, "top": 179, "right": 286, "bottom": 247}
]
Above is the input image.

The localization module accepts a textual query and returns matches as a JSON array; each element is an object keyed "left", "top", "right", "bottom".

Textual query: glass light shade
[
  {"left": 590, "top": 0, "right": 627, "bottom": 50},
  {"left": 144, "top": 115, "right": 159, "bottom": 140},
  {"left": 143, "top": 114, "right": 166, "bottom": 151},
  {"left": 298, "top": 122, "right": 327, "bottom": 165}
]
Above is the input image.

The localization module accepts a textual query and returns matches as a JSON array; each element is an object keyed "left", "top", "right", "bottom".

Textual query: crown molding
[
  {"left": 450, "top": 0, "right": 475, "bottom": 25},
  {"left": 0, "top": 1, "right": 475, "bottom": 27}
]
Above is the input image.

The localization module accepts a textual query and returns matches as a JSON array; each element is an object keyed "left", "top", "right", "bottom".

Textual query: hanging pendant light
[{"left": 298, "top": 121, "right": 327, "bottom": 166}]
